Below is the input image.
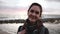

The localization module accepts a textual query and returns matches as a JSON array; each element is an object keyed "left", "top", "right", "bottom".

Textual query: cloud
[
  {"left": 0, "top": 0, "right": 46, "bottom": 7},
  {"left": 0, "top": 0, "right": 19, "bottom": 7},
  {"left": 0, "top": 0, "right": 60, "bottom": 15},
  {"left": 45, "top": 0, "right": 60, "bottom": 2},
  {"left": 45, "top": 1, "right": 60, "bottom": 10}
]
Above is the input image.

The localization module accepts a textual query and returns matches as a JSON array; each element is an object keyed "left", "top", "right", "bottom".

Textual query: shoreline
[{"left": 0, "top": 29, "right": 10, "bottom": 34}]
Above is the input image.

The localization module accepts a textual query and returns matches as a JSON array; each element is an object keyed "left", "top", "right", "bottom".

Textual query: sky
[{"left": 0, "top": 0, "right": 60, "bottom": 19}]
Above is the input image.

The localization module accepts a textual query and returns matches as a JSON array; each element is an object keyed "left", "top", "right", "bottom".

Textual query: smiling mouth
[{"left": 29, "top": 15, "right": 37, "bottom": 19}]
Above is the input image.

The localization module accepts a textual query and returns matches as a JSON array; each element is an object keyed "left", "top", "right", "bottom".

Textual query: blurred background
[{"left": 0, "top": 0, "right": 60, "bottom": 34}]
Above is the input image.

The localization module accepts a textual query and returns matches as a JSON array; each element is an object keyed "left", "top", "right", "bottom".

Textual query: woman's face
[{"left": 28, "top": 5, "right": 41, "bottom": 23}]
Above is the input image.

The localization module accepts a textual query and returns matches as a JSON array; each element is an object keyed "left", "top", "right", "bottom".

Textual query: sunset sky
[{"left": 0, "top": 0, "right": 60, "bottom": 19}]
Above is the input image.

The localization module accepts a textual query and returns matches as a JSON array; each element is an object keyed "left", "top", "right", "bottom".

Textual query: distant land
[
  {"left": 0, "top": 14, "right": 60, "bottom": 20},
  {"left": 42, "top": 14, "right": 60, "bottom": 19}
]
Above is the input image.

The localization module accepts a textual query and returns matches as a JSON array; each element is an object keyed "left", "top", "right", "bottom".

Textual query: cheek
[
  {"left": 37, "top": 15, "right": 40, "bottom": 18},
  {"left": 28, "top": 12, "right": 31, "bottom": 17},
  {"left": 28, "top": 12, "right": 32, "bottom": 16},
  {"left": 28, "top": 13, "right": 31, "bottom": 19}
]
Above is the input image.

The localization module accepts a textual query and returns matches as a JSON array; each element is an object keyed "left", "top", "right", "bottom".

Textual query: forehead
[{"left": 30, "top": 6, "right": 40, "bottom": 11}]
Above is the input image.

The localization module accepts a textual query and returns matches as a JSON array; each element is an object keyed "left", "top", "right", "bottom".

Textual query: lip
[{"left": 29, "top": 15, "right": 37, "bottom": 19}]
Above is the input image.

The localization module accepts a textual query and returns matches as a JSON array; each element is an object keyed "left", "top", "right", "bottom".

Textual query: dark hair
[{"left": 28, "top": 3, "right": 42, "bottom": 17}]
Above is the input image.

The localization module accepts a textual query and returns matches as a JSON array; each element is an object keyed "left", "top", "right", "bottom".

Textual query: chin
[
  {"left": 30, "top": 19, "right": 36, "bottom": 22},
  {"left": 28, "top": 18, "right": 37, "bottom": 22}
]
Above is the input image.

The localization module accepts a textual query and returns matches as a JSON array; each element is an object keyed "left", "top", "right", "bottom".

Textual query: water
[
  {"left": 0, "top": 23, "right": 23, "bottom": 34},
  {"left": 0, "top": 14, "right": 60, "bottom": 20},
  {"left": 0, "top": 23, "right": 60, "bottom": 34}
]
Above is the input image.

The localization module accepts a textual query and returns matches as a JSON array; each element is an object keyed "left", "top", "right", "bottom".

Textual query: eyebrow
[{"left": 30, "top": 10, "right": 39, "bottom": 14}]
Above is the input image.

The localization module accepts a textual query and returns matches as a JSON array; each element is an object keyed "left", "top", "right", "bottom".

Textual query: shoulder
[
  {"left": 44, "top": 27, "right": 49, "bottom": 34},
  {"left": 45, "top": 28, "right": 48, "bottom": 31},
  {"left": 39, "top": 26, "right": 49, "bottom": 34},
  {"left": 17, "top": 26, "right": 23, "bottom": 32},
  {"left": 42, "top": 26, "right": 49, "bottom": 32},
  {"left": 41, "top": 26, "right": 49, "bottom": 34}
]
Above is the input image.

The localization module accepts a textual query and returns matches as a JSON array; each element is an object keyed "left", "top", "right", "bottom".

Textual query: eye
[
  {"left": 30, "top": 10, "right": 34, "bottom": 13},
  {"left": 35, "top": 11, "right": 39, "bottom": 14}
]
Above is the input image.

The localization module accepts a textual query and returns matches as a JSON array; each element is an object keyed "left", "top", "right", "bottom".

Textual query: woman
[{"left": 17, "top": 3, "right": 49, "bottom": 34}]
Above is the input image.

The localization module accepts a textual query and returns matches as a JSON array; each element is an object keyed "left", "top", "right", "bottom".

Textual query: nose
[{"left": 32, "top": 12, "right": 36, "bottom": 16}]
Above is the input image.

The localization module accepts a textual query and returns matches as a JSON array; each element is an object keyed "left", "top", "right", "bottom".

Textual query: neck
[
  {"left": 26, "top": 19, "right": 37, "bottom": 26},
  {"left": 30, "top": 21, "right": 36, "bottom": 25},
  {"left": 24, "top": 19, "right": 43, "bottom": 29}
]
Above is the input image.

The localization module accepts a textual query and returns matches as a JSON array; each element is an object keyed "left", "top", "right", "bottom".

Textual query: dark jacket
[{"left": 17, "top": 19, "right": 49, "bottom": 34}]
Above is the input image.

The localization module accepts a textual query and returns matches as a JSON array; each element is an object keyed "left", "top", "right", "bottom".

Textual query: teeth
[
  {"left": 29, "top": 15, "right": 37, "bottom": 19},
  {"left": 32, "top": 17, "right": 36, "bottom": 19}
]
